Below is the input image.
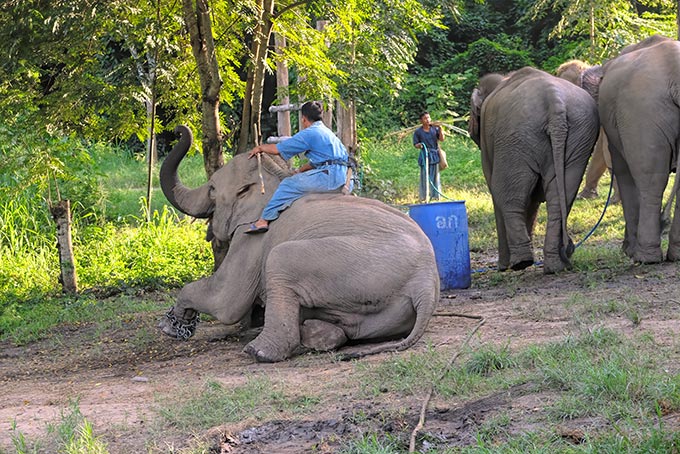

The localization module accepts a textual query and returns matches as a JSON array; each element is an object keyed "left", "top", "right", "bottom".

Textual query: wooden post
[
  {"left": 337, "top": 99, "right": 357, "bottom": 154},
  {"left": 275, "top": 34, "right": 292, "bottom": 138},
  {"left": 49, "top": 200, "right": 78, "bottom": 294},
  {"left": 315, "top": 20, "right": 333, "bottom": 127}
]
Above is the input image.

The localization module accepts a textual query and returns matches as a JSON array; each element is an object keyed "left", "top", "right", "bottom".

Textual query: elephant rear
[{"left": 258, "top": 195, "right": 440, "bottom": 360}]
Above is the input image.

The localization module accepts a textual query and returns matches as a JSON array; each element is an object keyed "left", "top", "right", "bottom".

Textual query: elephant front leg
[{"left": 244, "top": 286, "right": 300, "bottom": 362}]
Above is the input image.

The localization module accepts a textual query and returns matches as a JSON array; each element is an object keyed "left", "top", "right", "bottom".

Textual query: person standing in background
[{"left": 413, "top": 111, "right": 444, "bottom": 202}]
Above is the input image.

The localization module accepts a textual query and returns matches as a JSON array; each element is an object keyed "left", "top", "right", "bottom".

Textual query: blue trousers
[{"left": 262, "top": 169, "right": 349, "bottom": 221}]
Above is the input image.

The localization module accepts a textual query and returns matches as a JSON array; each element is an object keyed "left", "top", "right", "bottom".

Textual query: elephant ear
[
  {"left": 581, "top": 65, "right": 604, "bottom": 102},
  {"left": 468, "top": 88, "right": 484, "bottom": 147}
]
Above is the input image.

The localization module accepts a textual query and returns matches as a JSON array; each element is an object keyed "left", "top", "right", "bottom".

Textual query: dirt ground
[{"left": 2, "top": 252, "right": 680, "bottom": 453}]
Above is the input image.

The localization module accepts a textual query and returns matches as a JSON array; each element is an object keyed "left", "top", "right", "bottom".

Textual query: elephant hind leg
[
  {"left": 510, "top": 259, "right": 533, "bottom": 271},
  {"left": 301, "top": 319, "right": 348, "bottom": 351}
]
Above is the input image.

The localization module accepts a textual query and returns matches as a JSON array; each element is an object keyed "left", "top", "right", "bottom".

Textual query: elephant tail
[
  {"left": 337, "top": 279, "right": 439, "bottom": 361},
  {"left": 547, "top": 91, "right": 574, "bottom": 262}
]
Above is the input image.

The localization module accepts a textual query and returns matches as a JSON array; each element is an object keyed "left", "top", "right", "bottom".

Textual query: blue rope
[
  {"left": 417, "top": 142, "right": 612, "bottom": 272},
  {"left": 419, "top": 143, "right": 454, "bottom": 201},
  {"left": 574, "top": 175, "right": 614, "bottom": 249}
]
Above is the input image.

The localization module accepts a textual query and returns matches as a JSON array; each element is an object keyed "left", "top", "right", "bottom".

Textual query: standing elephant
[
  {"left": 581, "top": 35, "right": 680, "bottom": 263},
  {"left": 469, "top": 67, "right": 599, "bottom": 273},
  {"left": 555, "top": 60, "right": 620, "bottom": 203},
  {"left": 158, "top": 125, "right": 439, "bottom": 362}
]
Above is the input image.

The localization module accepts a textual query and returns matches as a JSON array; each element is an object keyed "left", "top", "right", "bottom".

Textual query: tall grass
[{"left": 0, "top": 144, "right": 212, "bottom": 343}]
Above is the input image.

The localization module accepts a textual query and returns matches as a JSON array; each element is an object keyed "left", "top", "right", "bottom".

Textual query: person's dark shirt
[{"left": 413, "top": 126, "right": 441, "bottom": 166}]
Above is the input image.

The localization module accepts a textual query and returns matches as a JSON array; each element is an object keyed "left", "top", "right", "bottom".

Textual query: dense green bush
[{"left": 463, "top": 37, "right": 535, "bottom": 76}]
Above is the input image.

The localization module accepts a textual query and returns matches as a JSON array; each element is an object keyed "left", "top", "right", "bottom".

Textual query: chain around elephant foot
[{"left": 159, "top": 307, "right": 200, "bottom": 340}]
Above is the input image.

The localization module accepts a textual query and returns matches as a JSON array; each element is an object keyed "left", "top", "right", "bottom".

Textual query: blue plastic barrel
[{"left": 409, "top": 201, "right": 471, "bottom": 290}]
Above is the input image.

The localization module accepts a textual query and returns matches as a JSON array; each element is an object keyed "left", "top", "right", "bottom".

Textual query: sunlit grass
[
  {"left": 353, "top": 328, "right": 680, "bottom": 452},
  {"left": 93, "top": 145, "right": 209, "bottom": 223},
  {"left": 156, "top": 375, "right": 321, "bottom": 431}
]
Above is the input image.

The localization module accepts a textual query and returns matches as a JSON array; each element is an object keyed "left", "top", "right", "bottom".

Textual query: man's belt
[{"left": 310, "top": 159, "right": 349, "bottom": 168}]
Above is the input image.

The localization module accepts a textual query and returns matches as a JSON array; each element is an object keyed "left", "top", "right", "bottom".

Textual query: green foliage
[
  {"left": 0, "top": 137, "right": 212, "bottom": 344},
  {"left": 0, "top": 121, "right": 106, "bottom": 221},
  {"left": 396, "top": 68, "right": 476, "bottom": 124},
  {"left": 464, "top": 37, "right": 535, "bottom": 76},
  {"left": 521, "top": 0, "right": 677, "bottom": 62}
]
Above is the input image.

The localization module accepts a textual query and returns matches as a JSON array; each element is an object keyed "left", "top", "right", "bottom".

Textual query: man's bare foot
[{"left": 244, "top": 219, "right": 270, "bottom": 234}]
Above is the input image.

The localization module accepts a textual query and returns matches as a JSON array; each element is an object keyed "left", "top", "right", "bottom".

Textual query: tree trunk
[
  {"left": 182, "top": 0, "right": 224, "bottom": 177},
  {"left": 49, "top": 200, "right": 78, "bottom": 294},
  {"left": 146, "top": 90, "right": 157, "bottom": 222},
  {"left": 237, "top": 0, "right": 275, "bottom": 153},
  {"left": 338, "top": 100, "right": 357, "bottom": 154}
]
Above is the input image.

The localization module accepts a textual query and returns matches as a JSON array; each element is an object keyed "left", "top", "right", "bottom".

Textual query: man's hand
[
  {"left": 248, "top": 145, "right": 262, "bottom": 159},
  {"left": 248, "top": 143, "right": 279, "bottom": 159}
]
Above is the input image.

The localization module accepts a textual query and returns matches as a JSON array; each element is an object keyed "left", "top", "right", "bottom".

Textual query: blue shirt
[{"left": 276, "top": 120, "right": 348, "bottom": 188}]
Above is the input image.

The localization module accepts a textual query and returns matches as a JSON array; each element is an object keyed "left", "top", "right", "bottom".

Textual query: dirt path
[{"left": 2, "top": 259, "right": 680, "bottom": 453}]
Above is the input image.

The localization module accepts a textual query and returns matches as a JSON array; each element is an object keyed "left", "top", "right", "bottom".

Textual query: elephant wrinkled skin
[
  {"left": 469, "top": 67, "right": 599, "bottom": 273},
  {"left": 582, "top": 35, "right": 680, "bottom": 263},
  {"left": 158, "top": 125, "right": 440, "bottom": 362}
]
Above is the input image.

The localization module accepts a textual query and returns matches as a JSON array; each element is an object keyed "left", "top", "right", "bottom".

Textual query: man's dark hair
[{"left": 301, "top": 101, "right": 323, "bottom": 122}]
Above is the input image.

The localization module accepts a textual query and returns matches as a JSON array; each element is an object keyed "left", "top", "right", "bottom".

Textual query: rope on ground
[
  {"left": 408, "top": 315, "right": 486, "bottom": 453},
  {"left": 574, "top": 176, "right": 614, "bottom": 249}
]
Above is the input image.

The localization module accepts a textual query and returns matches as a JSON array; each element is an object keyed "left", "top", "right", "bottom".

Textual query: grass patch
[
  {"left": 355, "top": 328, "right": 680, "bottom": 451},
  {"left": 8, "top": 399, "right": 109, "bottom": 454},
  {"left": 156, "top": 375, "right": 321, "bottom": 431}
]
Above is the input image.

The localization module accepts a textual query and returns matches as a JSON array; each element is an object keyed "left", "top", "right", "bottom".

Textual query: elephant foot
[
  {"left": 633, "top": 248, "right": 663, "bottom": 264},
  {"left": 577, "top": 188, "right": 598, "bottom": 200},
  {"left": 158, "top": 307, "right": 199, "bottom": 340},
  {"left": 510, "top": 259, "right": 534, "bottom": 271},
  {"left": 243, "top": 333, "right": 295, "bottom": 363},
  {"left": 509, "top": 250, "right": 534, "bottom": 271},
  {"left": 666, "top": 246, "right": 680, "bottom": 262},
  {"left": 543, "top": 253, "right": 570, "bottom": 274},
  {"left": 301, "top": 320, "right": 348, "bottom": 352},
  {"left": 621, "top": 241, "right": 635, "bottom": 259}
]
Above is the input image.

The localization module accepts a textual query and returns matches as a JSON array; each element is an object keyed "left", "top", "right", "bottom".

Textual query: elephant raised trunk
[{"left": 160, "top": 125, "right": 214, "bottom": 219}]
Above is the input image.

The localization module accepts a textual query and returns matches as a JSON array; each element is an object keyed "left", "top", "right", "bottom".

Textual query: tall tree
[
  {"left": 182, "top": 0, "right": 225, "bottom": 176},
  {"left": 523, "top": 0, "right": 676, "bottom": 61}
]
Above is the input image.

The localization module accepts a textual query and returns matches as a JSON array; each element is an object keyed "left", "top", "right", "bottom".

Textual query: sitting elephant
[
  {"left": 469, "top": 67, "right": 599, "bottom": 273},
  {"left": 581, "top": 35, "right": 680, "bottom": 263},
  {"left": 158, "top": 125, "right": 440, "bottom": 362}
]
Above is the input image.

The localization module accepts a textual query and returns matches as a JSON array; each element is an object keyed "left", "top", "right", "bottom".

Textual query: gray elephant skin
[
  {"left": 469, "top": 67, "right": 600, "bottom": 273},
  {"left": 158, "top": 125, "right": 440, "bottom": 362},
  {"left": 582, "top": 35, "right": 680, "bottom": 263}
]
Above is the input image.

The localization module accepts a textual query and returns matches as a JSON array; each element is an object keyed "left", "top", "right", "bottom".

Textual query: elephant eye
[
  {"left": 236, "top": 183, "right": 253, "bottom": 198},
  {"left": 208, "top": 184, "right": 216, "bottom": 200}
]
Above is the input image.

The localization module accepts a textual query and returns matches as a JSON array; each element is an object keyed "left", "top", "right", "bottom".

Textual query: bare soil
[{"left": 2, "top": 254, "right": 680, "bottom": 453}]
